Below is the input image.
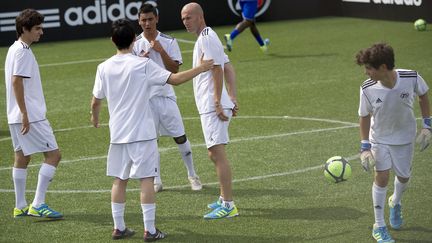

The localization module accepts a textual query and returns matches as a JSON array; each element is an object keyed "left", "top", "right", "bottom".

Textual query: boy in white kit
[
  {"left": 5, "top": 9, "right": 62, "bottom": 219},
  {"left": 133, "top": 3, "right": 202, "bottom": 192},
  {"left": 90, "top": 19, "right": 213, "bottom": 241},
  {"left": 181, "top": 2, "right": 240, "bottom": 219},
  {"left": 356, "top": 43, "right": 431, "bottom": 243}
]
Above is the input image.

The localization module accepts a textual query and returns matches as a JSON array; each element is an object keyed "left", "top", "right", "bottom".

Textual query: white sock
[
  {"left": 112, "top": 202, "right": 126, "bottom": 231},
  {"left": 372, "top": 183, "right": 387, "bottom": 227},
  {"left": 141, "top": 203, "right": 156, "bottom": 234},
  {"left": 392, "top": 177, "right": 408, "bottom": 205},
  {"left": 178, "top": 140, "right": 196, "bottom": 178},
  {"left": 12, "top": 168, "right": 28, "bottom": 209},
  {"left": 32, "top": 163, "right": 56, "bottom": 208},
  {"left": 223, "top": 200, "right": 234, "bottom": 210},
  {"left": 217, "top": 195, "right": 223, "bottom": 203}
]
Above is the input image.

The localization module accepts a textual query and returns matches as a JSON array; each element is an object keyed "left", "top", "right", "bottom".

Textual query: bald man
[{"left": 181, "top": 2, "right": 239, "bottom": 220}]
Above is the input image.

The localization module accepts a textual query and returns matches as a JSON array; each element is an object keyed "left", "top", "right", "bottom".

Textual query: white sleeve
[
  {"left": 92, "top": 65, "right": 105, "bottom": 99},
  {"left": 224, "top": 53, "right": 230, "bottom": 64},
  {"left": 201, "top": 33, "right": 224, "bottom": 66},
  {"left": 145, "top": 59, "right": 172, "bottom": 86},
  {"left": 358, "top": 87, "right": 371, "bottom": 117},
  {"left": 169, "top": 39, "right": 183, "bottom": 65},
  {"left": 13, "top": 49, "right": 32, "bottom": 78},
  {"left": 415, "top": 73, "right": 429, "bottom": 96}
]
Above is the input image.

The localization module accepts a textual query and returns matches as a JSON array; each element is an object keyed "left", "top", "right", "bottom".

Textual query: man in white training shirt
[
  {"left": 356, "top": 42, "right": 431, "bottom": 243},
  {"left": 181, "top": 2, "right": 239, "bottom": 220},
  {"left": 90, "top": 19, "right": 213, "bottom": 241},
  {"left": 133, "top": 3, "right": 202, "bottom": 192},
  {"left": 5, "top": 9, "right": 62, "bottom": 219}
]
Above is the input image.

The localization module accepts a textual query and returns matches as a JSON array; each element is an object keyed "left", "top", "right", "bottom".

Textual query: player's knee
[
  {"left": 173, "top": 135, "right": 187, "bottom": 144},
  {"left": 207, "top": 151, "right": 217, "bottom": 163},
  {"left": 397, "top": 176, "right": 409, "bottom": 184},
  {"left": 45, "top": 150, "right": 61, "bottom": 165},
  {"left": 245, "top": 19, "right": 254, "bottom": 26}
]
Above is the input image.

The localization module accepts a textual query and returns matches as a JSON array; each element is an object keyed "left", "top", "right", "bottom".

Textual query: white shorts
[
  {"left": 9, "top": 120, "right": 58, "bottom": 156},
  {"left": 200, "top": 109, "right": 232, "bottom": 149},
  {"left": 107, "top": 139, "right": 159, "bottom": 180},
  {"left": 372, "top": 143, "right": 414, "bottom": 178},
  {"left": 150, "top": 96, "right": 185, "bottom": 138}
]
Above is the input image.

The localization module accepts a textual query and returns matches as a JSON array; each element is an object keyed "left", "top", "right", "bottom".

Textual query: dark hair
[
  {"left": 111, "top": 19, "right": 135, "bottom": 50},
  {"left": 15, "top": 9, "right": 44, "bottom": 38},
  {"left": 138, "top": 3, "right": 158, "bottom": 17},
  {"left": 355, "top": 42, "right": 395, "bottom": 70}
]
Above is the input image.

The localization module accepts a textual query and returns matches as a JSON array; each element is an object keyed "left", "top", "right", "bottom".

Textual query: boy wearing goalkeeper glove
[{"left": 356, "top": 42, "right": 431, "bottom": 243}]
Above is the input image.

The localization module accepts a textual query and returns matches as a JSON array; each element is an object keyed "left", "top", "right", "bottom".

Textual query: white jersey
[
  {"left": 4, "top": 41, "right": 46, "bottom": 124},
  {"left": 133, "top": 31, "right": 182, "bottom": 99},
  {"left": 358, "top": 69, "right": 429, "bottom": 145},
  {"left": 93, "top": 53, "right": 171, "bottom": 144},
  {"left": 192, "top": 27, "right": 234, "bottom": 114}
]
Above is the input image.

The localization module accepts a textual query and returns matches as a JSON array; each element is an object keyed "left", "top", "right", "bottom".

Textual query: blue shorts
[{"left": 240, "top": 0, "right": 257, "bottom": 21}]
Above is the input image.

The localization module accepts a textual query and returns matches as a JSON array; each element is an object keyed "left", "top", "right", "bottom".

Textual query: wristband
[
  {"left": 360, "top": 140, "right": 371, "bottom": 152},
  {"left": 423, "top": 117, "right": 431, "bottom": 129}
]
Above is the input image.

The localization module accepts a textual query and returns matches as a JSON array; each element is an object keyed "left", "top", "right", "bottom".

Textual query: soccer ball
[
  {"left": 414, "top": 19, "right": 427, "bottom": 31},
  {"left": 324, "top": 156, "right": 352, "bottom": 183}
]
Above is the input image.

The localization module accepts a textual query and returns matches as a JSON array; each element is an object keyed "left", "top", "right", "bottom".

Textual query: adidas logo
[
  {"left": 376, "top": 98, "right": 383, "bottom": 103},
  {"left": 375, "top": 205, "right": 382, "bottom": 209}
]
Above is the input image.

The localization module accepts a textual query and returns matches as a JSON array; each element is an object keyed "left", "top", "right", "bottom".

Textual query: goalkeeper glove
[
  {"left": 416, "top": 118, "right": 432, "bottom": 152},
  {"left": 360, "top": 140, "right": 375, "bottom": 172}
]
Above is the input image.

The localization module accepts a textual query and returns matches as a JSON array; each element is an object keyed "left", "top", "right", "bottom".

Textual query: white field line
[
  {"left": 0, "top": 122, "right": 357, "bottom": 172},
  {"left": 0, "top": 154, "right": 360, "bottom": 193},
  {"left": 0, "top": 121, "right": 360, "bottom": 193}
]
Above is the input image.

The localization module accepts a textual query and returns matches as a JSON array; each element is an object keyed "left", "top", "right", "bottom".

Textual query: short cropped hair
[
  {"left": 15, "top": 9, "right": 44, "bottom": 38},
  {"left": 111, "top": 19, "right": 135, "bottom": 50},
  {"left": 355, "top": 42, "right": 395, "bottom": 70},
  {"left": 139, "top": 3, "right": 158, "bottom": 17}
]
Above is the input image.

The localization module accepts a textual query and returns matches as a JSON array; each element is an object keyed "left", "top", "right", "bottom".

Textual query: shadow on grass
[
  {"left": 166, "top": 228, "right": 300, "bottom": 242},
  {"left": 397, "top": 226, "right": 432, "bottom": 234},
  {"left": 240, "top": 206, "right": 365, "bottom": 220},
  {"left": 168, "top": 228, "right": 354, "bottom": 242},
  {"left": 65, "top": 213, "right": 112, "bottom": 225},
  {"left": 239, "top": 52, "right": 339, "bottom": 63},
  {"left": 165, "top": 187, "right": 304, "bottom": 198},
  {"left": 32, "top": 217, "right": 65, "bottom": 223},
  {"left": 393, "top": 226, "right": 432, "bottom": 243}
]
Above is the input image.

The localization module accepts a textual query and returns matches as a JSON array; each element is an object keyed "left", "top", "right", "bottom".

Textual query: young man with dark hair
[
  {"left": 356, "top": 42, "right": 431, "bottom": 243},
  {"left": 133, "top": 3, "right": 202, "bottom": 192},
  {"left": 5, "top": 8, "right": 63, "bottom": 219},
  {"left": 91, "top": 19, "right": 213, "bottom": 241}
]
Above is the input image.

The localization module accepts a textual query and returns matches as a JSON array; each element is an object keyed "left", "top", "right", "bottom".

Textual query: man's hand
[
  {"left": 216, "top": 104, "right": 228, "bottom": 121},
  {"left": 416, "top": 128, "right": 432, "bottom": 152},
  {"left": 360, "top": 150, "right": 375, "bottom": 172},
  {"left": 360, "top": 141, "right": 375, "bottom": 172},
  {"left": 150, "top": 40, "right": 163, "bottom": 53},
  {"left": 21, "top": 112, "right": 30, "bottom": 135},
  {"left": 231, "top": 99, "right": 239, "bottom": 117},
  {"left": 199, "top": 54, "right": 214, "bottom": 72}
]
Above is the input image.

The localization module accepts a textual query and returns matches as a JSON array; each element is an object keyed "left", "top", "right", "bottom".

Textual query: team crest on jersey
[
  {"left": 227, "top": 0, "right": 271, "bottom": 17},
  {"left": 400, "top": 92, "right": 409, "bottom": 99}
]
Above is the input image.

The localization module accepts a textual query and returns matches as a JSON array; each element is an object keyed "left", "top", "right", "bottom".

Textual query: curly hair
[{"left": 355, "top": 42, "right": 395, "bottom": 70}]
